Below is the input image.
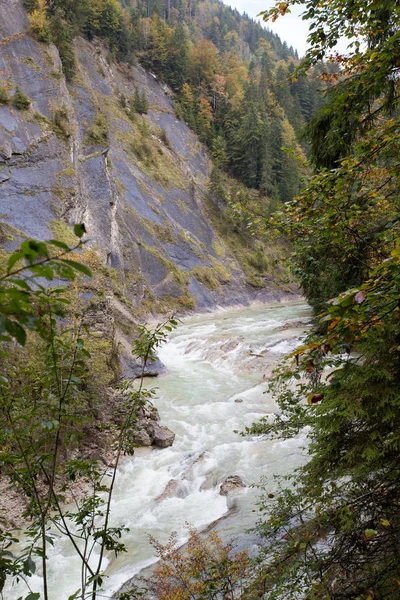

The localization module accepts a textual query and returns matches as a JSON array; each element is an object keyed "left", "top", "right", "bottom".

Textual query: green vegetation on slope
[
  {"left": 242, "top": 0, "right": 400, "bottom": 597},
  {"left": 24, "top": 0, "right": 331, "bottom": 205},
  {"left": 0, "top": 230, "right": 179, "bottom": 600}
]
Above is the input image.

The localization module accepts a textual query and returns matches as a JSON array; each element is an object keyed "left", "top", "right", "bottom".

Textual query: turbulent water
[{"left": 6, "top": 301, "right": 311, "bottom": 600}]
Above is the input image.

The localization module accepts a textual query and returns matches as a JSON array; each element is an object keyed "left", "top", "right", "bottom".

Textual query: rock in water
[
  {"left": 219, "top": 475, "right": 246, "bottom": 496},
  {"left": 154, "top": 479, "right": 179, "bottom": 502},
  {"left": 132, "top": 429, "right": 152, "bottom": 447},
  {"left": 150, "top": 423, "right": 175, "bottom": 448},
  {"left": 200, "top": 471, "right": 218, "bottom": 491}
]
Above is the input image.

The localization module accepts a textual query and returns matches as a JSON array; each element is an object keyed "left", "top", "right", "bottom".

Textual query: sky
[{"left": 222, "top": 0, "right": 311, "bottom": 57}]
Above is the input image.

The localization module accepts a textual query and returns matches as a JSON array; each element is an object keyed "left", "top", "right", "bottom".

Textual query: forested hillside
[{"left": 22, "top": 0, "right": 331, "bottom": 203}]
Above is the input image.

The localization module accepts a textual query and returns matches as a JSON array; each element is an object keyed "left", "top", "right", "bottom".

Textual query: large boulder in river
[
  {"left": 132, "top": 429, "right": 152, "bottom": 447},
  {"left": 122, "top": 402, "right": 170, "bottom": 448},
  {"left": 219, "top": 475, "right": 246, "bottom": 496},
  {"left": 150, "top": 423, "right": 175, "bottom": 448},
  {"left": 121, "top": 355, "right": 167, "bottom": 379}
]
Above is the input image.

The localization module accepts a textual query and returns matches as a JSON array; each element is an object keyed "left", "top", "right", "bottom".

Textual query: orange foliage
[
  {"left": 143, "top": 526, "right": 251, "bottom": 600},
  {"left": 189, "top": 39, "right": 220, "bottom": 87},
  {"left": 198, "top": 97, "right": 213, "bottom": 128}
]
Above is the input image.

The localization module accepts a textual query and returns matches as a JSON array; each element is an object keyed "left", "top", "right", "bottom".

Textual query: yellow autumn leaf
[{"left": 328, "top": 317, "right": 341, "bottom": 331}]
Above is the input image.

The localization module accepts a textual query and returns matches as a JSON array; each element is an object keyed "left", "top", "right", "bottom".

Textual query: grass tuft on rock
[
  {"left": 13, "top": 87, "right": 31, "bottom": 111},
  {"left": 85, "top": 112, "right": 108, "bottom": 146},
  {"left": 0, "top": 87, "right": 11, "bottom": 105}
]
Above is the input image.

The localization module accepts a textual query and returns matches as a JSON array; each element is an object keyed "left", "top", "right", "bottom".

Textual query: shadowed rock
[{"left": 132, "top": 429, "right": 152, "bottom": 447}]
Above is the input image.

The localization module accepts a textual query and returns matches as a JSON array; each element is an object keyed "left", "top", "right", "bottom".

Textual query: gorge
[
  {"left": 4, "top": 301, "right": 310, "bottom": 600},
  {"left": 1, "top": 0, "right": 399, "bottom": 596}
]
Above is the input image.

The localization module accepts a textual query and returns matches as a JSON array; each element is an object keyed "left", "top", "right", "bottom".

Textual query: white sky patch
[
  {"left": 223, "top": 0, "right": 310, "bottom": 56},
  {"left": 222, "top": 0, "right": 351, "bottom": 59}
]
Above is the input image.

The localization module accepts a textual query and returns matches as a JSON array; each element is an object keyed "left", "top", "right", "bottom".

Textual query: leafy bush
[
  {"left": 245, "top": 0, "right": 400, "bottom": 595},
  {"left": 23, "top": 0, "right": 39, "bottom": 12},
  {"left": 0, "top": 234, "right": 177, "bottom": 599},
  {"left": 27, "top": 0, "right": 52, "bottom": 42},
  {"left": 131, "top": 527, "right": 250, "bottom": 600}
]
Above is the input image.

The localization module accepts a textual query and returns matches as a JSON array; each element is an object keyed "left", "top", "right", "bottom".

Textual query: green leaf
[
  {"left": 59, "top": 259, "right": 92, "bottom": 277},
  {"left": 25, "top": 594, "right": 40, "bottom": 600},
  {"left": 73, "top": 223, "right": 86, "bottom": 239},
  {"left": 7, "top": 279, "right": 31, "bottom": 290},
  {"left": 364, "top": 529, "right": 378, "bottom": 540},
  {"left": 23, "top": 556, "right": 36, "bottom": 575},
  {"left": 47, "top": 239, "right": 71, "bottom": 250},
  {"left": 5, "top": 320, "right": 27, "bottom": 346},
  {"left": 7, "top": 252, "right": 24, "bottom": 274}
]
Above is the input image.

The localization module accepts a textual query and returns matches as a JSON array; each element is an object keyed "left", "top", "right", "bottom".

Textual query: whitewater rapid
[{"left": 6, "top": 301, "right": 310, "bottom": 600}]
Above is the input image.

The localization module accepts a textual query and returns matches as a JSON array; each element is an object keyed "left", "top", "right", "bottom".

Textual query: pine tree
[
  {"left": 229, "top": 86, "right": 265, "bottom": 189},
  {"left": 131, "top": 87, "right": 149, "bottom": 115},
  {"left": 165, "top": 22, "right": 189, "bottom": 90},
  {"left": 211, "top": 134, "right": 227, "bottom": 168}
]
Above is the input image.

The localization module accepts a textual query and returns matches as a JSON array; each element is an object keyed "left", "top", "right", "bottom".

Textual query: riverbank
[{"left": 3, "top": 301, "right": 310, "bottom": 600}]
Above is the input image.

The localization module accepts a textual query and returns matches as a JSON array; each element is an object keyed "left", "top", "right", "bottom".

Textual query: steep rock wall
[{"left": 0, "top": 0, "right": 293, "bottom": 373}]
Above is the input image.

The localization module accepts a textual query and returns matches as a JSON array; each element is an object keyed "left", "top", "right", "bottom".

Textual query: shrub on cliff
[
  {"left": 13, "top": 87, "right": 31, "bottom": 111},
  {"left": 0, "top": 86, "right": 10, "bottom": 105},
  {"left": 130, "top": 87, "right": 149, "bottom": 115},
  {"left": 85, "top": 112, "right": 109, "bottom": 145}
]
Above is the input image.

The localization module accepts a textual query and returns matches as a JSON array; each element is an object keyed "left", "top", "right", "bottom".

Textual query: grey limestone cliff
[{"left": 0, "top": 0, "right": 293, "bottom": 375}]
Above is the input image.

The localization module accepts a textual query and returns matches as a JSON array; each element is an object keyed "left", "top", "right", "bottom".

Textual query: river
[{"left": 6, "top": 301, "right": 310, "bottom": 600}]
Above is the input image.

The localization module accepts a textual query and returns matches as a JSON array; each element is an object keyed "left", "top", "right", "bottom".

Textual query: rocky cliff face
[{"left": 0, "top": 0, "right": 293, "bottom": 374}]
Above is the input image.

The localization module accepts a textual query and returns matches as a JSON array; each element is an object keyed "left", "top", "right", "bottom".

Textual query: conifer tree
[
  {"left": 165, "top": 22, "right": 190, "bottom": 90},
  {"left": 131, "top": 87, "right": 149, "bottom": 115}
]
